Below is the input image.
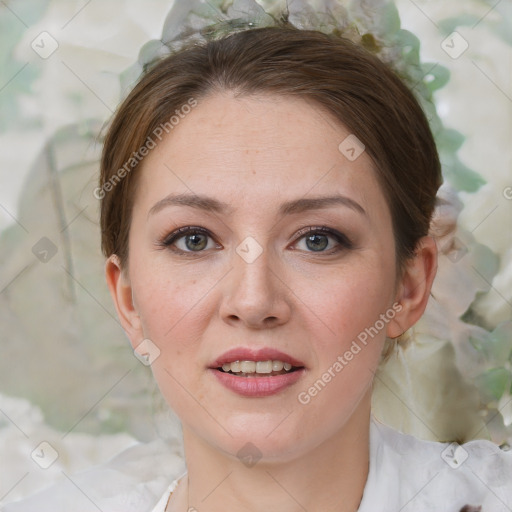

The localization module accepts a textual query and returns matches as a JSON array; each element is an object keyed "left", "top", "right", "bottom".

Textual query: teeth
[
  {"left": 219, "top": 360, "right": 297, "bottom": 375},
  {"left": 241, "top": 361, "right": 256, "bottom": 373},
  {"left": 256, "top": 361, "right": 272, "bottom": 373},
  {"left": 272, "top": 360, "right": 284, "bottom": 371}
]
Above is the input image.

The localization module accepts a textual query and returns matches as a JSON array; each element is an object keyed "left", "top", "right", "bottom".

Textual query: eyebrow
[{"left": 148, "top": 193, "right": 367, "bottom": 218}]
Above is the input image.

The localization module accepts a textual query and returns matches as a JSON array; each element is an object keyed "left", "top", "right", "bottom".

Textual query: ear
[
  {"left": 105, "top": 255, "right": 143, "bottom": 348},
  {"left": 386, "top": 236, "right": 438, "bottom": 339}
]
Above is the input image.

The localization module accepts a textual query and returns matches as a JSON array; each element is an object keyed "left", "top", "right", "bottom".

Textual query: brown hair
[{"left": 99, "top": 23, "right": 442, "bottom": 276}]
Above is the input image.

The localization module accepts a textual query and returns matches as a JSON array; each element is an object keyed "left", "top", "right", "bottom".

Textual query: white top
[
  {"left": 150, "top": 474, "right": 185, "bottom": 512},
  {"left": 3, "top": 416, "right": 512, "bottom": 512}
]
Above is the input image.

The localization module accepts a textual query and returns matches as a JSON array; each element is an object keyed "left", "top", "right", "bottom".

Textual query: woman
[
  {"left": 100, "top": 23, "right": 511, "bottom": 512},
  {"left": 4, "top": 14, "right": 511, "bottom": 512}
]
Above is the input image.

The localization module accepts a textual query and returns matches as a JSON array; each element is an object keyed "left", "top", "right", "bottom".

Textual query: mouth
[
  {"left": 215, "top": 360, "right": 304, "bottom": 377},
  {"left": 209, "top": 347, "right": 306, "bottom": 378},
  {"left": 210, "top": 360, "right": 306, "bottom": 397}
]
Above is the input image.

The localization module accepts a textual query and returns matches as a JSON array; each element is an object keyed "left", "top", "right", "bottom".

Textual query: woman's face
[{"left": 116, "top": 92, "right": 404, "bottom": 461}]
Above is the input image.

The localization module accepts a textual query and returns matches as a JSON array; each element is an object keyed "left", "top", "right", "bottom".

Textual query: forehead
[{"left": 133, "top": 92, "right": 389, "bottom": 221}]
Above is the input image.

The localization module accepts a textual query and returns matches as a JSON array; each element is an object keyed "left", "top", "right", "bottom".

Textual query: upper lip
[{"left": 209, "top": 347, "right": 306, "bottom": 369}]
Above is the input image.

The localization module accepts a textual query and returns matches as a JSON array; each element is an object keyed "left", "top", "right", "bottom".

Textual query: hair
[{"left": 99, "top": 23, "right": 442, "bottom": 282}]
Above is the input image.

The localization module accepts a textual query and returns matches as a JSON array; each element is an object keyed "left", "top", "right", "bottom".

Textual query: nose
[{"left": 219, "top": 243, "right": 292, "bottom": 329}]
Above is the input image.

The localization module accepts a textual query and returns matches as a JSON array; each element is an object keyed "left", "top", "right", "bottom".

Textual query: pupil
[
  {"left": 306, "top": 234, "right": 327, "bottom": 251},
  {"left": 186, "top": 234, "right": 207, "bottom": 251}
]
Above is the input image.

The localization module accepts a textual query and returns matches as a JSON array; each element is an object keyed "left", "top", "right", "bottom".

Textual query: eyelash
[{"left": 158, "top": 225, "right": 353, "bottom": 257}]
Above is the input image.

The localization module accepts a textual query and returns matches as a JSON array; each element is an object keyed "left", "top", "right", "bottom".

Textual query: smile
[{"left": 218, "top": 359, "right": 302, "bottom": 377}]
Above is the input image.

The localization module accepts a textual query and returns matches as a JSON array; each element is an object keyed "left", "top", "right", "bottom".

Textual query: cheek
[
  {"left": 132, "top": 260, "right": 213, "bottom": 343},
  {"left": 302, "top": 259, "right": 395, "bottom": 348},
  {"left": 131, "top": 265, "right": 215, "bottom": 410},
  {"left": 293, "top": 269, "right": 392, "bottom": 419}
]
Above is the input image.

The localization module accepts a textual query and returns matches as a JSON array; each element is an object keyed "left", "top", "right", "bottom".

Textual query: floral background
[{"left": 0, "top": 0, "right": 511, "bottom": 505}]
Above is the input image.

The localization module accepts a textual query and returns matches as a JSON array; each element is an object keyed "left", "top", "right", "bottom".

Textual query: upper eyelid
[{"left": 162, "top": 226, "right": 210, "bottom": 244}]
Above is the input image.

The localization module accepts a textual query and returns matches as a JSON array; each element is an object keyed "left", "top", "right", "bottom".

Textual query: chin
[{"left": 203, "top": 417, "right": 313, "bottom": 463}]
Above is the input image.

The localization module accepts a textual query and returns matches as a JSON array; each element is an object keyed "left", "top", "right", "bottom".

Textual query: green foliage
[
  {"left": 471, "top": 322, "right": 512, "bottom": 401},
  {"left": 0, "top": 0, "right": 51, "bottom": 132},
  {"left": 477, "top": 367, "right": 512, "bottom": 401}
]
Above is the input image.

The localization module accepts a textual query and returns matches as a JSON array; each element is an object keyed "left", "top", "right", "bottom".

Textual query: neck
[{"left": 174, "top": 391, "right": 372, "bottom": 512}]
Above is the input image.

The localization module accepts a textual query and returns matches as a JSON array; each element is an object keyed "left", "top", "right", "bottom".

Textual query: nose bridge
[
  {"left": 220, "top": 235, "right": 290, "bottom": 327},
  {"left": 233, "top": 237, "right": 274, "bottom": 303}
]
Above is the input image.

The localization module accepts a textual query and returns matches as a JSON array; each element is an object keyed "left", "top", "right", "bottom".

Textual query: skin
[{"left": 106, "top": 91, "right": 437, "bottom": 512}]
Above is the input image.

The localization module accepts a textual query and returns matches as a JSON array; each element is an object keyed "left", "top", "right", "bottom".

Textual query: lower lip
[{"left": 209, "top": 368, "right": 306, "bottom": 397}]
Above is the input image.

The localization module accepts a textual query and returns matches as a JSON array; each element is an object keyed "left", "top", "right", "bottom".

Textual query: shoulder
[
  {"left": 360, "top": 416, "right": 512, "bottom": 512},
  {"left": 1, "top": 439, "right": 186, "bottom": 512}
]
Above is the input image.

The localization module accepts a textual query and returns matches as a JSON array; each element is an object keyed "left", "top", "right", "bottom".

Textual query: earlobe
[
  {"left": 386, "top": 236, "right": 438, "bottom": 339},
  {"left": 105, "top": 255, "right": 143, "bottom": 347}
]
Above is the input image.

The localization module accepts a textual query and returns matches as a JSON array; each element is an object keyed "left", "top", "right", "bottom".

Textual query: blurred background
[{"left": 0, "top": 0, "right": 511, "bottom": 505}]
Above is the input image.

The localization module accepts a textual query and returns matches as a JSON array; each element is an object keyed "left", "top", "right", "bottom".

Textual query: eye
[
  {"left": 159, "top": 225, "right": 353, "bottom": 256},
  {"left": 293, "top": 226, "right": 353, "bottom": 254},
  {"left": 160, "top": 226, "right": 219, "bottom": 254}
]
